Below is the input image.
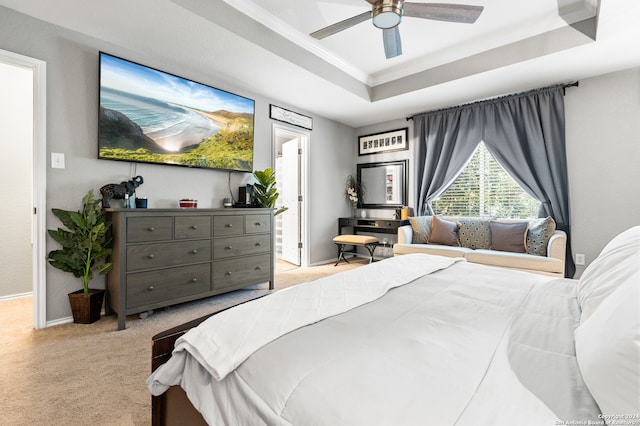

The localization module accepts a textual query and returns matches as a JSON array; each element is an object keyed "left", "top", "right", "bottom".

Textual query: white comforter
[{"left": 148, "top": 254, "right": 600, "bottom": 425}]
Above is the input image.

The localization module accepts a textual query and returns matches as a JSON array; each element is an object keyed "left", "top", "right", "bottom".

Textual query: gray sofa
[{"left": 393, "top": 216, "right": 566, "bottom": 277}]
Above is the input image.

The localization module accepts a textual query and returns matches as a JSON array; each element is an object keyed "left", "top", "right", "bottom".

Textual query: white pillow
[
  {"left": 577, "top": 226, "right": 640, "bottom": 322},
  {"left": 574, "top": 277, "right": 640, "bottom": 421}
]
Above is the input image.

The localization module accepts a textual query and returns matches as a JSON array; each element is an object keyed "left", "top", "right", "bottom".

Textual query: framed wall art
[
  {"left": 358, "top": 127, "right": 408, "bottom": 156},
  {"left": 269, "top": 104, "right": 313, "bottom": 130}
]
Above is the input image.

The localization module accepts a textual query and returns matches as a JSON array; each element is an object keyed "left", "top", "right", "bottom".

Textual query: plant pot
[{"left": 68, "top": 289, "right": 105, "bottom": 324}]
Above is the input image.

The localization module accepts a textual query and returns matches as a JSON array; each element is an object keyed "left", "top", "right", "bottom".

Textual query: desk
[{"left": 338, "top": 217, "right": 409, "bottom": 239}]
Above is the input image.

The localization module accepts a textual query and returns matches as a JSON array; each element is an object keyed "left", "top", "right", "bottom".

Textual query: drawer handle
[
  {"left": 255, "top": 242, "right": 261, "bottom": 247},
  {"left": 255, "top": 222, "right": 262, "bottom": 226},
  {"left": 147, "top": 285, "right": 154, "bottom": 291},
  {"left": 191, "top": 249, "right": 198, "bottom": 254},
  {"left": 225, "top": 223, "right": 233, "bottom": 228},
  {"left": 191, "top": 225, "right": 198, "bottom": 229},
  {"left": 225, "top": 245, "right": 233, "bottom": 250},
  {"left": 191, "top": 278, "right": 198, "bottom": 283},
  {"left": 255, "top": 266, "right": 262, "bottom": 271},
  {"left": 148, "top": 254, "right": 155, "bottom": 259},
  {"left": 147, "top": 227, "right": 155, "bottom": 232},
  {"left": 225, "top": 271, "right": 232, "bottom": 276}
]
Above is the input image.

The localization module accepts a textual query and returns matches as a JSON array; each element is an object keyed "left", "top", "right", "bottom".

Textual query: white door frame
[
  {"left": 0, "top": 49, "right": 47, "bottom": 329},
  {"left": 272, "top": 123, "right": 310, "bottom": 267}
]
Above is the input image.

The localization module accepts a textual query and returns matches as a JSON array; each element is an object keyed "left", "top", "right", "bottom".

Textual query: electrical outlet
[
  {"left": 575, "top": 253, "right": 586, "bottom": 266},
  {"left": 51, "top": 152, "right": 65, "bottom": 169}
]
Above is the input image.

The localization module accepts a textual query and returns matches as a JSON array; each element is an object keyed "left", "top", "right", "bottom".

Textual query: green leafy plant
[
  {"left": 252, "top": 168, "right": 288, "bottom": 216},
  {"left": 47, "top": 189, "right": 113, "bottom": 294}
]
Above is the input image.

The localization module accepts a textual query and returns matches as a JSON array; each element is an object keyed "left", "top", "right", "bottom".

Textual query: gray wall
[
  {"left": 0, "top": 6, "right": 355, "bottom": 321},
  {"left": 565, "top": 67, "right": 640, "bottom": 277},
  {"left": 356, "top": 68, "right": 640, "bottom": 278}
]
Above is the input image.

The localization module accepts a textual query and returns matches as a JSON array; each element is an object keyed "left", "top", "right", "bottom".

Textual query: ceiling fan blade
[
  {"left": 403, "top": 3, "right": 484, "bottom": 24},
  {"left": 364, "top": 0, "right": 378, "bottom": 4},
  {"left": 310, "top": 11, "right": 372, "bottom": 39},
  {"left": 382, "top": 27, "right": 402, "bottom": 59}
]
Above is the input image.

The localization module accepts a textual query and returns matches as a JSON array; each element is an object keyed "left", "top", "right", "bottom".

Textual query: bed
[{"left": 147, "top": 226, "right": 640, "bottom": 425}]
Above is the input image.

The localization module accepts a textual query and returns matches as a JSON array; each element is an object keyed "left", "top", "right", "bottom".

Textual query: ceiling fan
[{"left": 310, "top": 1, "right": 484, "bottom": 59}]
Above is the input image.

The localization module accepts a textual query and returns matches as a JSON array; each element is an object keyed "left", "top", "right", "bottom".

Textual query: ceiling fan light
[{"left": 372, "top": 5, "right": 402, "bottom": 29}]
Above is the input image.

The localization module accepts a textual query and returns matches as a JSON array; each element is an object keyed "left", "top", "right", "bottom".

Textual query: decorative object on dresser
[
  {"left": 99, "top": 175, "right": 144, "bottom": 208},
  {"left": 179, "top": 199, "right": 197, "bottom": 208},
  {"left": 47, "top": 189, "right": 113, "bottom": 324},
  {"left": 252, "top": 168, "right": 288, "bottom": 216},
  {"left": 105, "top": 208, "right": 274, "bottom": 330}
]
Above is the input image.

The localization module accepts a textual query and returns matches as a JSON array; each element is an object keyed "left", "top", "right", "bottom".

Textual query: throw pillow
[
  {"left": 458, "top": 217, "right": 492, "bottom": 249},
  {"left": 489, "top": 221, "right": 528, "bottom": 253},
  {"left": 408, "top": 216, "right": 432, "bottom": 244},
  {"left": 428, "top": 216, "right": 460, "bottom": 246},
  {"left": 526, "top": 217, "right": 556, "bottom": 256}
]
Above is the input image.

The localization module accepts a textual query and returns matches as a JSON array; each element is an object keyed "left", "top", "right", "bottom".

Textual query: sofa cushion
[
  {"left": 393, "top": 243, "right": 471, "bottom": 258},
  {"left": 428, "top": 216, "right": 460, "bottom": 246},
  {"left": 458, "top": 217, "right": 492, "bottom": 249},
  {"left": 526, "top": 217, "right": 556, "bottom": 256},
  {"left": 465, "top": 249, "right": 565, "bottom": 274},
  {"left": 408, "top": 216, "right": 432, "bottom": 244},
  {"left": 489, "top": 221, "right": 528, "bottom": 253}
]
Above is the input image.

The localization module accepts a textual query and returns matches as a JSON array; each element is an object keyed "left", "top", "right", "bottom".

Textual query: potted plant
[
  {"left": 252, "top": 168, "right": 288, "bottom": 216},
  {"left": 47, "top": 189, "right": 113, "bottom": 324}
]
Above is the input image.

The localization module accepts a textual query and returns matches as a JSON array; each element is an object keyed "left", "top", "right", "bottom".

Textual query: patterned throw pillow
[
  {"left": 489, "top": 221, "right": 528, "bottom": 253},
  {"left": 409, "top": 216, "right": 432, "bottom": 244},
  {"left": 428, "top": 216, "right": 460, "bottom": 246},
  {"left": 458, "top": 217, "right": 492, "bottom": 249},
  {"left": 527, "top": 217, "right": 556, "bottom": 256}
]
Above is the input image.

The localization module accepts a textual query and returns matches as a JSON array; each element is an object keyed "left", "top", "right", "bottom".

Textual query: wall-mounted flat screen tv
[{"left": 98, "top": 52, "right": 255, "bottom": 172}]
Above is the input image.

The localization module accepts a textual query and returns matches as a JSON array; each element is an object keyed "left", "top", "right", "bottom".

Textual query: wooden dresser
[{"left": 105, "top": 208, "right": 274, "bottom": 330}]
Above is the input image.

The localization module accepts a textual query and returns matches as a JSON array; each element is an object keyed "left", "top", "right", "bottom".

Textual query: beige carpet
[{"left": 0, "top": 258, "right": 366, "bottom": 426}]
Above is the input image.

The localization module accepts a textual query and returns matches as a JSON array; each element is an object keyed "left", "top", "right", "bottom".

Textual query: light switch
[
  {"left": 575, "top": 253, "right": 586, "bottom": 265},
  {"left": 51, "top": 153, "right": 65, "bottom": 169}
]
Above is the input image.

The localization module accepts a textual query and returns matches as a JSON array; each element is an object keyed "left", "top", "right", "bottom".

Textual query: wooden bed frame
[{"left": 150, "top": 293, "right": 269, "bottom": 426}]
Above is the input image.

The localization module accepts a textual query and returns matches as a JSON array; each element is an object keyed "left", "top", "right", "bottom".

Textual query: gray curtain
[
  {"left": 414, "top": 106, "right": 482, "bottom": 215},
  {"left": 414, "top": 85, "right": 575, "bottom": 277}
]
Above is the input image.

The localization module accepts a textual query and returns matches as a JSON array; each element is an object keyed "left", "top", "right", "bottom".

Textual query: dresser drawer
[
  {"left": 126, "top": 263, "right": 211, "bottom": 309},
  {"left": 245, "top": 214, "right": 271, "bottom": 234},
  {"left": 127, "top": 217, "right": 173, "bottom": 242},
  {"left": 213, "top": 254, "right": 271, "bottom": 290},
  {"left": 213, "top": 215, "right": 244, "bottom": 236},
  {"left": 213, "top": 234, "right": 271, "bottom": 259},
  {"left": 126, "top": 240, "right": 211, "bottom": 272},
  {"left": 175, "top": 216, "right": 211, "bottom": 239}
]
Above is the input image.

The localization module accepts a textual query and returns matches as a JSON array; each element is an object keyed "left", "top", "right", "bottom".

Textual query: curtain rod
[{"left": 405, "top": 81, "right": 579, "bottom": 121}]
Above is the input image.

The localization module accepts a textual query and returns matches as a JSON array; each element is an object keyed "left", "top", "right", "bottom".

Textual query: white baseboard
[
  {"left": 0, "top": 292, "right": 33, "bottom": 302},
  {"left": 46, "top": 316, "right": 73, "bottom": 328}
]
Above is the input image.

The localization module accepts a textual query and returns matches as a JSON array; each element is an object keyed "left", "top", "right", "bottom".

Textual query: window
[{"left": 432, "top": 142, "right": 540, "bottom": 218}]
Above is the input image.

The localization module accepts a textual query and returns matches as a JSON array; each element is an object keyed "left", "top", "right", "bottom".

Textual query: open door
[{"left": 280, "top": 138, "right": 300, "bottom": 265}]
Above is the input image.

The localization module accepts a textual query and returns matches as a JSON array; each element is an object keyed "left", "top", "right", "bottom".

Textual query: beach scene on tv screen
[{"left": 98, "top": 53, "right": 255, "bottom": 172}]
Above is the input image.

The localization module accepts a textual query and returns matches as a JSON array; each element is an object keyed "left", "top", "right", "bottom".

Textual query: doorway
[
  {"left": 272, "top": 123, "right": 309, "bottom": 268},
  {"left": 0, "top": 49, "right": 47, "bottom": 329}
]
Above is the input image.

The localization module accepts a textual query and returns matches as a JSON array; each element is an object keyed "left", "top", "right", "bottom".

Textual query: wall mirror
[{"left": 357, "top": 160, "right": 408, "bottom": 209}]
